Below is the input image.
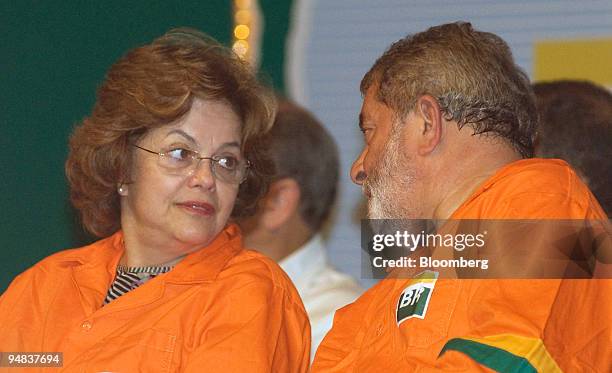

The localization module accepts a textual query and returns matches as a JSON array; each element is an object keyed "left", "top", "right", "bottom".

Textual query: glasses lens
[
  {"left": 212, "top": 156, "right": 248, "bottom": 184},
  {"left": 158, "top": 148, "right": 197, "bottom": 174}
]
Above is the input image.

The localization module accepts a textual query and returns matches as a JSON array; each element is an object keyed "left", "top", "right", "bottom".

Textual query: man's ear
[
  {"left": 260, "top": 178, "right": 301, "bottom": 231},
  {"left": 415, "top": 95, "right": 443, "bottom": 155}
]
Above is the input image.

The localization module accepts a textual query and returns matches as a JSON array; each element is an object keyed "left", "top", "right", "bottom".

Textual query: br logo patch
[{"left": 396, "top": 270, "right": 438, "bottom": 325}]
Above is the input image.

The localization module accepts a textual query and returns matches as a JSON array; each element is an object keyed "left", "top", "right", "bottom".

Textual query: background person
[
  {"left": 312, "top": 22, "right": 610, "bottom": 372},
  {"left": 0, "top": 29, "right": 310, "bottom": 372},
  {"left": 533, "top": 79, "right": 612, "bottom": 216},
  {"left": 239, "top": 100, "right": 363, "bottom": 358}
]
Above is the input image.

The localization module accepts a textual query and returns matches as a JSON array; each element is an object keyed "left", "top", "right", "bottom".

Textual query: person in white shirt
[{"left": 239, "top": 100, "right": 363, "bottom": 359}]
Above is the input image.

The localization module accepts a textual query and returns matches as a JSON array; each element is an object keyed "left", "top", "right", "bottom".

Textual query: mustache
[
  {"left": 362, "top": 182, "right": 371, "bottom": 197},
  {"left": 362, "top": 176, "right": 378, "bottom": 199}
]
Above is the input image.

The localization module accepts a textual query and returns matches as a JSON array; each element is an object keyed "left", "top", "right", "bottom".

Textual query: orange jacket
[
  {"left": 0, "top": 224, "right": 311, "bottom": 372},
  {"left": 313, "top": 159, "right": 611, "bottom": 372}
]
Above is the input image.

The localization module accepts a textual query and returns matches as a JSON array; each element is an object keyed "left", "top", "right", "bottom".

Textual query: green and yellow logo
[{"left": 396, "top": 270, "right": 438, "bottom": 325}]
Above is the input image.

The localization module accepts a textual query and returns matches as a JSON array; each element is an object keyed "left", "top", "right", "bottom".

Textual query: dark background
[{"left": 1, "top": 1, "right": 292, "bottom": 291}]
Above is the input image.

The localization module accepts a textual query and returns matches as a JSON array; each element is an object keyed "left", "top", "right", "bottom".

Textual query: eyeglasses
[{"left": 133, "top": 144, "right": 250, "bottom": 184}]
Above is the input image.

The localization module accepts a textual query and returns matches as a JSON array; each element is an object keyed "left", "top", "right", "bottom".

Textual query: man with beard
[{"left": 311, "top": 22, "right": 610, "bottom": 372}]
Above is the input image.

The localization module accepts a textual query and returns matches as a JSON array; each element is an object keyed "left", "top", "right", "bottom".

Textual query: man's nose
[{"left": 350, "top": 149, "right": 368, "bottom": 185}]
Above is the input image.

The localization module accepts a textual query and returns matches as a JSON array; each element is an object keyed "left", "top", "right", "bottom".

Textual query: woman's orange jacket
[{"left": 0, "top": 224, "right": 311, "bottom": 372}]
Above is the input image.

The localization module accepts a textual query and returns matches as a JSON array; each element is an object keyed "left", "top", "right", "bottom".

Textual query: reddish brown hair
[{"left": 66, "top": 28, "right": 276, "bottom": 237}]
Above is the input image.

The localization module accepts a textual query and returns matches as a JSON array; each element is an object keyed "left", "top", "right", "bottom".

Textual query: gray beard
[{"left": 364, "top": 133, "right": 418, "bottom": 219}]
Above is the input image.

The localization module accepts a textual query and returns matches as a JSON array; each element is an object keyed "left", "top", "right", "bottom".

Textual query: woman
[{"left": 0, "top": 29, "right": 310, "bottom": 371}]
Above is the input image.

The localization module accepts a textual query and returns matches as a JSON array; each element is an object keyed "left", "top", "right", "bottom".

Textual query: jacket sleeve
[
  {"left": 311, "top": 285, "right": 378, "bottom": 372},
  {"left": 0, "top": 265, "right": 51, "bottom": 350},
  {"left": 313, "top": 306, "right": 496, "bottom": 373},
  {"left": 184, "top": 279, "right": 311, "bottom": 373}
]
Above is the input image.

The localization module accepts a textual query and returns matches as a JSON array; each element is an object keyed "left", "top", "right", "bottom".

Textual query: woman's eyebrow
[
  {"left": 165, "top": 129, "right": 197, "bottom": 144},
  {"left": 164, "top": 130, "right": 241, "bottom": 151},
  {"left": 218, "top": 141, "right": 241, "bottom": 150}
]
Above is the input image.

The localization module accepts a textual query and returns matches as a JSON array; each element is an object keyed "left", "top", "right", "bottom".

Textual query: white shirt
[{"left": 279, "top": 234, "right": 363, "bottom": 360}]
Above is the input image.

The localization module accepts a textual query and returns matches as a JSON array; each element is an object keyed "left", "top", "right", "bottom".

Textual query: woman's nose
[{"left": 187, "top": 159, "right": 216, "bottom": 190}]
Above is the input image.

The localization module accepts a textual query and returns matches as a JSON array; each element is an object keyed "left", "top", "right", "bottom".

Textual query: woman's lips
[{"left": 176, "top": 201, "right": 215, "bottom": 216}]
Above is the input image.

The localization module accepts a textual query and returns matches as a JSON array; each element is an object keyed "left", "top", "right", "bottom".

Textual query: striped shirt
[{"left": 104, "top": 265, "right": 173, "bottom": 305}]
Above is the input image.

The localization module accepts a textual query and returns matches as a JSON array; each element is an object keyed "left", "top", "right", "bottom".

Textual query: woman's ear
[{"left": 118, "top": 183, "right": 128, "bottom": 196}]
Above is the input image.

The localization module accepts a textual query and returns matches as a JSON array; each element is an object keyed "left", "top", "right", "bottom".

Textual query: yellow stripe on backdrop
[{"left": 534, "top": 38, "right": 612, "bottom": 87}]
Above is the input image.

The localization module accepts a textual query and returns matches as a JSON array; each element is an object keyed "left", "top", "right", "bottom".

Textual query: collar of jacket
[
  {"left": 58, "top": 224, "right": 244, "bottom": 314},
  {"left": 60, "top": 223, "right": 244, "bottom": 286}
]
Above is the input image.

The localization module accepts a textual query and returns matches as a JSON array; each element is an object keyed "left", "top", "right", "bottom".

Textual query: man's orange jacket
[
  {"left": 0, "top": 224, "right": 311, "bottom": 372},
  {"left": 313, "top": 159, "right": 611, "bottom": 372}
]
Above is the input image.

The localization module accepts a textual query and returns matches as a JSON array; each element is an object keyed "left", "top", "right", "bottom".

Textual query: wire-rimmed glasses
[{"left": 133, "top": 144, "right": 250, "bottom": 184}]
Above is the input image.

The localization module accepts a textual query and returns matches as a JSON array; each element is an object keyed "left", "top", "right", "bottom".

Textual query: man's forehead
[
  {"left": 364, "top": 84, "right": 379, "bottom": 101},
  {"left": 361, "top": 87, "right": 379, "bottom": 114},
  {"left": 360, "top": 88, "right": 391, "bottom": 121}
]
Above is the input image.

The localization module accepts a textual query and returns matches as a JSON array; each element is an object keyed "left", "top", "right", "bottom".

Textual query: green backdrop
[{"left": 259, "top": 0, "right": 292, "bottom": 94}]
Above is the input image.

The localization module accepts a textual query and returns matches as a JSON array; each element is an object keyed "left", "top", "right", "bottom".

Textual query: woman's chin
[{"left": 175, "top": 227, "right": 220, "bottom": 249}]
